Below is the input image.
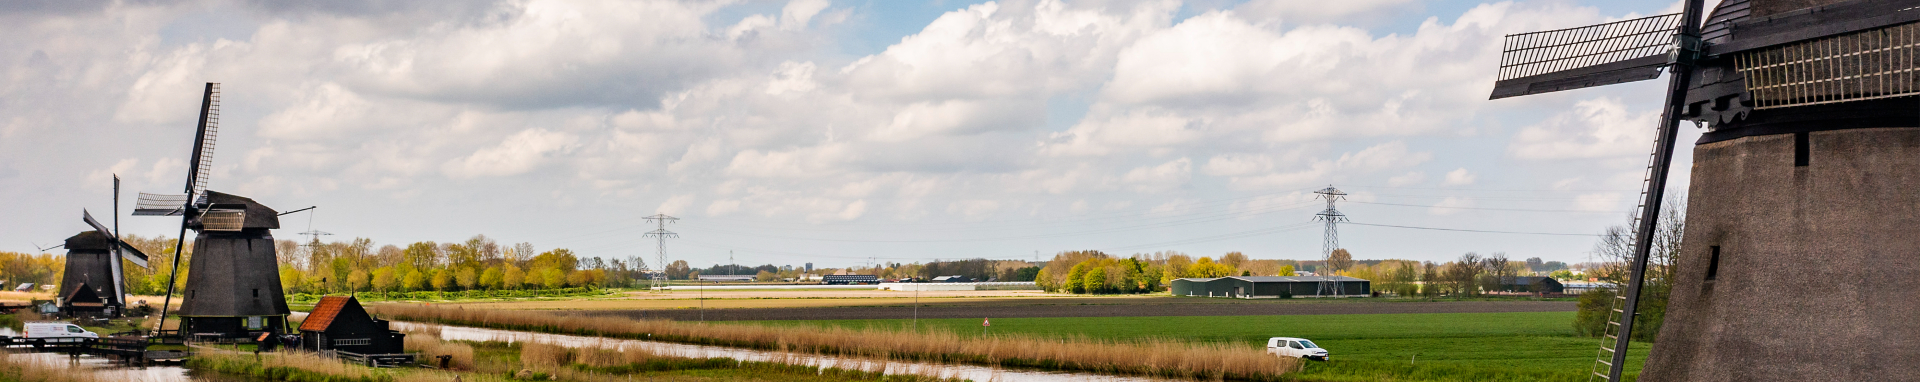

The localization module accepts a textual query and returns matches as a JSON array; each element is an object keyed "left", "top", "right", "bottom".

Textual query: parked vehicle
[
  {"left": 23, "top": 322, "right": 98, "bottom": 343},
  {"left": 1267, "top": 337, "right": 1328, "bottom": 361}
]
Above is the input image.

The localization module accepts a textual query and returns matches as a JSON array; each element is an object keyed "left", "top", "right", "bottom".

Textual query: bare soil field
[
  {"left": 568, "top": 299, "right": 1576, "bottom": 321},
  {"left": 447, "top": 289, "right": 1094, "bottom": 310}
]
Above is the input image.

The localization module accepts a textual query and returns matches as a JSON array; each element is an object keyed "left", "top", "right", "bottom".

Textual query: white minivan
[
  {"left": 23, "top": 322, "right": 98, "bottom": 343},
  {"left": 1267, "top": 337, "right": 1329, "bottom": 361}
]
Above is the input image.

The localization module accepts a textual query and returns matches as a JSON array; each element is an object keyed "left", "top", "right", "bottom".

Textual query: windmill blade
[
  {"left": 1490, "top": 13, "right": 1685, "bottom": 99},
  {"left": 82, "top": 209, "right": 116, "bottom": 238},
  {"left": 185, "top": 83, "right": 221, "bottom": 198},
  {"left": 117, "top": 242, "right": 150, "bottom": 269},
  {"left": 134, "top": 193, "right": 189, "bottom": 216}
]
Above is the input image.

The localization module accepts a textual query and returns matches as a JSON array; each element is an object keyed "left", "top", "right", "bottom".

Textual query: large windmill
[
  {"left": 1491, "top": 0, "right": 1920, "bottom": 380},
  {"left": 135, "top": 83, "right": 292, "bottom": 340}
]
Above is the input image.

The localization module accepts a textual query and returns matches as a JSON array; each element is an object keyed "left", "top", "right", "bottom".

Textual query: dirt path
[{"left": 572, "top": 300, "right": 1577, "bottom": 321}]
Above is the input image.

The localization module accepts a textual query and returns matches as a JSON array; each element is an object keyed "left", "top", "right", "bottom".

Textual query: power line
[
  {"left": 1345, "top": 222, "right": 1602, "bottom": 236},
  {"left": 1348, "top": 201, "right": 1626, "bottom": 213}
]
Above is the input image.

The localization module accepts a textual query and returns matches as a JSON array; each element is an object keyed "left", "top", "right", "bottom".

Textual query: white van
[
  {"left": 23, "top": 322, "right": 98, "bottom": 343},
  {"left": 1267, "top": 337, "right": 1329, "bottom": 361}
]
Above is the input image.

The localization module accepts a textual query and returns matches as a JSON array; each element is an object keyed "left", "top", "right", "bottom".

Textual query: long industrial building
[{"left": 1170, "top": 276, "right": 1369, "bottom": 298}]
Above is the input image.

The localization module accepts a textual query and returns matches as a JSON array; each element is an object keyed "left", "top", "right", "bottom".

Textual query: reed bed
[
  {"left": 373, "top": 304, "right": 1298, "bottom": 381},
  {"left": 0, "top": 354, "right": 115, "bottom": 382},
  {"left": 190, "top": 351, "right": 393, "bottom": 382},
  {"left": 516, "top": 339, "right": 966, "bottom": 382},
  {"left": 401, "top": 329, "right": 475, "bottom": 370}
]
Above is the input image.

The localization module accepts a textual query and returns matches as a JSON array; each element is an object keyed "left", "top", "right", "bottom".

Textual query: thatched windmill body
[
  {"left": 135, "top": 83, "right": 293, "bottom": 339},
  {"left": 54, "top": 178, "right": 151, "bottom": 318},
  {"left": 1491, "top": 0, "right": 1920, "bottom": 380}
]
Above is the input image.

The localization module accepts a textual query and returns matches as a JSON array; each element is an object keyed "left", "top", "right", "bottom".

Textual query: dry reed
[
  {"left": 372, "top": 304, "right": 1299, "bottom": 381},
  {"left": 402, "top": 331, "right": 475, "bottom": 370},
  {"left": 193, "top": 350, "right": 391, "bottom": 381},
  {"left": 0, "top": 355, "right": 114, "bottom": 382}
]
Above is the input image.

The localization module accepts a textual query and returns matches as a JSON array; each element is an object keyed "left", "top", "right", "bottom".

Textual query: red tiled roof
[{"left": 299, "top": 296, "right": 353, "bottom": 332}]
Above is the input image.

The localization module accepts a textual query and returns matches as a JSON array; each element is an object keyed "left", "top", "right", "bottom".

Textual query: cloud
[
  {"left": 442, "top": 128, "right": 578, "bottom": 178},
  {"left": 1233, "top": 0, "right": 1423, "bottom": 25},
  {"left": 1442, "top": 168, "right": 1476, "bottom": 186},
  {"left": 1122, "top": 158, "right": 1192, "bottom": 192},
  {"left": 1508, "top": 97, "right": 1658, "bottom": 160}
]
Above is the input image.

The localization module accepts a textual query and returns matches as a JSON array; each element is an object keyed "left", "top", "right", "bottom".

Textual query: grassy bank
[
  {"left": 739, "top": 312, "right": 1651, "bottom": 382},
  {"left": 371, "top": 304, "right": 1298, "bottom": 381}
]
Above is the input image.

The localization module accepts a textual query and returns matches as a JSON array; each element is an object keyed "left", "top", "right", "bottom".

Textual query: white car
[
  {"left": 1267, "top": 337, "right": 1329, "bottom": 361},
  {"left": 23, "top": 322, "right": 98, "bottom": 343}
]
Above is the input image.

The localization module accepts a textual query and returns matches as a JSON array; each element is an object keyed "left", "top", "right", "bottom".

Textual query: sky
[{"left": 0, "top": 0, "right": 1710, "bottom": 269}]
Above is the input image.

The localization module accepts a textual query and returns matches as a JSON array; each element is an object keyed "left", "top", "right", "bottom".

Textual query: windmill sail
[
  {"left": 133, "top": 193, "right": 189, "bottom": 216},
  {"left": 1490, "top": 13, "right": 1686, "bottom": 99},
  {"left": 82, "top": 210, "right": 148, "bottom": 268}
]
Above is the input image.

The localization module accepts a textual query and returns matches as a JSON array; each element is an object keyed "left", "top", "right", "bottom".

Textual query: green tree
[
  {"left": 455, "top": 267, "right": 479, "bottom": 290},
  {"left": 430, "top": 269, "right": 453, "bottom": 291},
  {"left": 402, "top": 242, "right": 440, "bottom": 270},
  {"left": 529, "top": 249, "right": 579, "bottom": 273},
  {"left": 371, "top": 267, "right": 397, "bottom": 292},
  {"left": 1277, "top": 265, "right": 1296, "bottom": 276},
  {"left": 279, "top": 265, "right": 306, "bottom": 294},
  {"left": 540, "top": 268, "right": 566, "bottom": 289},
  {"left": 1083, "top": 267, "right": 1108, "bottom": 294},
  {"left": 348, "top": 269, "right": 371, "bottom": 292},
  {"left": 503, "top": 265, "right": 526, "bottom": 289},
  {"left": 1065, "top": 262, "right": 1089, "bottom": 294},
  {"left": 479, "top": 266, "right": 504, "bottom": 290},
  {"left": 403, "top": 269, "right": 428, "bottom": 291}
]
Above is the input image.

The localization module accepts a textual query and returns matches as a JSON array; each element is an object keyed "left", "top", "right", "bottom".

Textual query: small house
[{"left": 299, "top": 296, "right": 405, "bottom": 355}]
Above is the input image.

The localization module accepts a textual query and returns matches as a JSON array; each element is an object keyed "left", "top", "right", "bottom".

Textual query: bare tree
[{"left": 1326, "top": 249, "right": 1355, "bottom": 274}]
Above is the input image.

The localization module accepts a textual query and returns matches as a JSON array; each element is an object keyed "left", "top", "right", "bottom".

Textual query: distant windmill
[
  {"left": 1490, "top": 0, "right": 1920, "bottom": 380},
  {"left": 54, "top": 175, "right": 151, "bottom": 317},
  {"left": 135, "top": 83, "right": 293, "bottom": 340}
]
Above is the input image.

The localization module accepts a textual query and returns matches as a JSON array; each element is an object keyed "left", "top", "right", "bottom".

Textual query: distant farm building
[
  {"left": 1496, "top": 276, "right": 1565, "bottom": 294},
  {"left": 822, "top": 275, "right": 879, "bottom": 285},
  {"left": 299, "top": 296, "right": 405, "bottom": 355},
  {"left": 931, "top": 275, "right": 974, "bottom": 283},
  {"left": 695, "top": 275, "right": 756, "bottom": 282},
  {"left": 1171, "top": 276, "right": 1370, "bottom": 298}
]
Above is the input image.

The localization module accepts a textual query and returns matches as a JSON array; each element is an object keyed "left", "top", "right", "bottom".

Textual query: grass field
[{"left": 732, "top": 311, "right": 1651, "bottom": 381}]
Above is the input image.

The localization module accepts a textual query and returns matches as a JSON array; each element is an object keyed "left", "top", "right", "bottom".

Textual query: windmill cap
[
  {"left": 63, "top": 231, "right": 114, "bottom": 251},
  {"left": 190, "top": 191, "right": 281, "bottom": 230}
]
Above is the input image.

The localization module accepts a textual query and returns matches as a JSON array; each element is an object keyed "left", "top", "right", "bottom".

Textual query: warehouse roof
[{"left": 1175, "top": 276, "right": 1368, "bottom": 282}]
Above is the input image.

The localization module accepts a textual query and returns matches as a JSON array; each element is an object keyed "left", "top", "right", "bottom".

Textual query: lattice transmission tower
[
  {"left": 642, "top": 214, "right": 679, "bottom": 292},
  {"left": 1313, "top": 185, "right": 1348, "bottom": 296}
]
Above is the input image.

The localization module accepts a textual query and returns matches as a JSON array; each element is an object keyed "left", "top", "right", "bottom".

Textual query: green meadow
[{"left": 735, "top": 311, "right": 1652, "bottom": 381}]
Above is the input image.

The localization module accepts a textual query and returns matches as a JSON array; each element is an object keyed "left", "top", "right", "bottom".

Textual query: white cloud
[
  {"left": 1442, "top": 168, "right": 1476, "bottom": 186},
  {"left": 1122, "top": 158, "right": 1192, "bottom": 192},
  {"left": 1509, "top": 97, "right": 1658, "bottom": 160},
  {"left": 442, "top": 128, "right": 578, "bottom": 178},
  {"left": 1387, "top": 171, "right": 1425, "bottom": 186}
]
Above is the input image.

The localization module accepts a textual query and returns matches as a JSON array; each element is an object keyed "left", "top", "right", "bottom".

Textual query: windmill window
[
  {"left": 1706, "top": 246, "right": 1721, "bottom": 281},
  {"left": 1794, "top": 132, "right": 1809, "bottom": 167},
  {"left": 252, "top": 289, "right": 258, "bottom": 298}
]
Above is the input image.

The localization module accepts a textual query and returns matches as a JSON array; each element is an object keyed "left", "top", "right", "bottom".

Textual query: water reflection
[
  {"left": 400, "top": 322, "right": 1187, "bottom": 382},
  {"left": 1, "top": 352, "right": 195, "bottom": 382}
]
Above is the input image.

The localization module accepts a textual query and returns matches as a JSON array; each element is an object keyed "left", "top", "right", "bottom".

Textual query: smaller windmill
[{"left": 55, "top": 175, "right": 151, "bottom": 317}]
